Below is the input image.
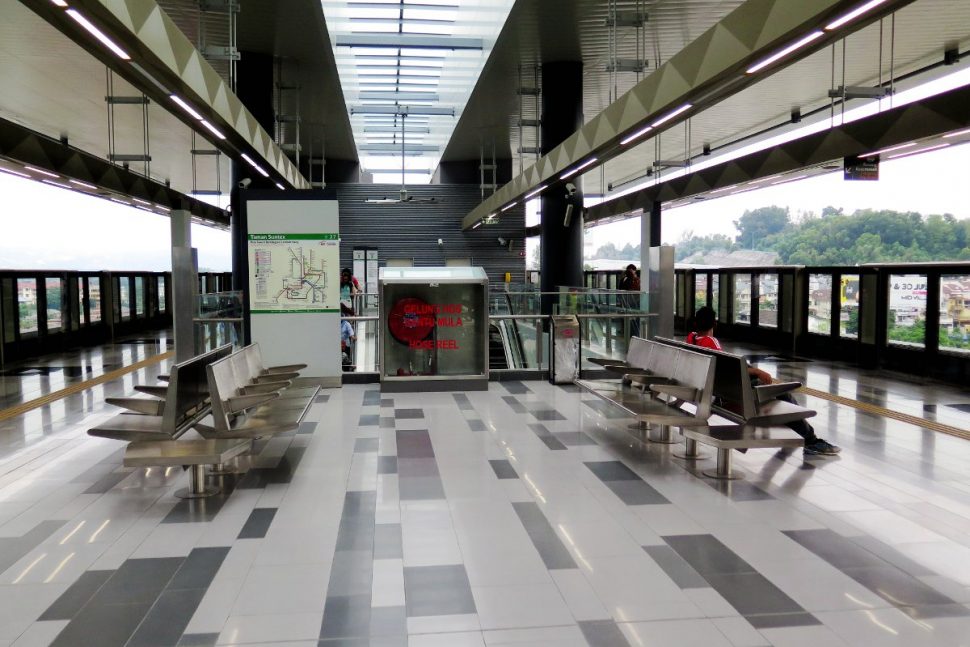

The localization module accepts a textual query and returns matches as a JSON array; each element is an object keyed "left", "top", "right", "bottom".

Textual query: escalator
[{"left": 489, "top": 323, "right": 510, "bottom": 370}]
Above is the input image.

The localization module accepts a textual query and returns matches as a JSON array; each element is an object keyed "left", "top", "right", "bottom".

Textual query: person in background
[
  {"left": 687, "top": 306, "right": 841, "bottom": 456},
  {"left": 340, "top": 303, "right": 356, "bottom": 370},
  {"left": 619, "top": 264, "right": 641, "bottom": 336},
  {"left": 340, "top": 267, "right": 361, "bottom": 314}
]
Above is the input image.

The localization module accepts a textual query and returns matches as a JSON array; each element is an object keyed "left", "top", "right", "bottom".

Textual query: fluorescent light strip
[
  {"left": 50, "top": 0, "right": 68, "bottom": 6},
  {"left": 65, "top": 9, "right": 130, "bottom": 60},
  {"left": 132, "top": 197, "right": 151, "bottom": 205},
  {"left": 746, "top": 31, "right": 824, "bottom": 74},
  {"left": 110, "top": 198, "right": 129, "bottom": 205},
  {"left": 771, "top": 174, "right": 808, "bottom": 185},
  {"left": 471, "top": 220, "right": 482, "bottom": 229},
  {"left": 169, "top": 95, "right": 203, "bottom": 120},
  {"left": 709, "top": 184, "right": 738, "bottom": 194},
  {"left": 620, "top": 125, "right": 653, "bottom": 146},
  {"left": 859, "top": 142, "right": 915, "bottom": 157},
  {"left": 500, "top": 201, "right": 518, "bottom": 212},
  {"left": 43, "top": 179, "right": 71, "bottom": 189},
  {"left": 25, "top": 166, "right": 59, "bottom": 179},
  {"left": 651, "top": 104, "right": 693, "bottom": 128},
  {"left": 241, "top": 153, "right": 270, "bottom": 178},
  {"left": 825, "top": 0, "right": 890, "bottom": 31},
  {"left": 69, "top": 178, "right": 97, "bottom": 190},
  {"left": 155, "top": 204, "right": 170, "bottom": 212},
  {"left": 560, "top": 157, "right": 598, "bottom": 180},
  {"left": 0, "top": 167, "right": 31, "bottom": 179},
  {"left": 524, "top": 184, "right": 547, "bottom": 200},
  {"left": 275, "top": 182, "right": 285, "bottom": 190},
  {"left": 887, "top": 143, "right": 949, "bottom": 159},
  {"left": 943, "top": 128, "right": 970, "bottom": 139},
  {"left": 199, "top": 119, "right": 226, "bottom": 140}
]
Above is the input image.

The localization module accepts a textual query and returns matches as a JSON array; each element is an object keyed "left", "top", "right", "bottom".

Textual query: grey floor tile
[
  {"left": 394, "top": 408, "right": 424, "bottom": 419},
  {"left": 512, "top": 502, "right": 577, "bottom": 570},
  {"left": 399, "top": 476, "right": 446, "bottom": 501},
  {"left": 502, "top": 396, "right": 527, "bottom": 413},
  {"left": 237, "top": 507, "right": 278, "bottom": 539},
  {"left": 39, "top": 570, "right": 114, "bottom": 621},
  {"left": 538, "top": 435, "right": 568, "bottom": 450},
  {"left": 378, "top": 456, "right": 398, "bottom": 474},
  {"left": 704, "top": 479, "right": 774, "bottom": 501},
  {"left": 842, "top": 566, "right": 960, "bottom": 608},
  {"left": 783, "top": 529, "right": 890, "bottom": 569},
  {"left": 374, "top": 524, "right": 403, "bottom": 559},
  {"left": 488, "top": 459, "right": 519, "bottom": 480},
  {"left": 502, "top": 381, "right": 533, "bottom": 394},
  {"left": 395, "top": 430, "right": 435, "bottom": 458},
  {"left": 320, "top": 594, "right": 372, "bottom": 639},
  {"left": 83, "top": 469, "right": 133, "bottom": 494},
  {"left": 604, "top": 479, "right": 669, "bottom": 505},
  {"left": 96, "top": 557, "right": 185, "bottom": 605},
  {"left": 355, "top": 438, "right": 380, "bottom": 453},
  {"left": 336, "top": 516, "right": 376, "bottom": 552},
  {"left": 585, "top": 461, "right": 642, "bottom": 482},
  {"left": 643, "top": 545, "right": 708, "bottom": 589},
  {"left": 664, "top": 534, "right": 756, "bottom": 576},
  {"left": 176, "top": 633, "right": 219, "bottom": 647},
  {"left": 578, "top": 619, "right": 633, "bottom": 647},
  {"left": 397, "top": 458, "right": 439, "bottom": 478},
  {"left": 328, "top": 553, "right": 376, "bottom": 598},
  {"left": 0, "top": 520, "right": 65, "bottom": 573},
  {"left": 583, "top": 399, "right": 631, "bottom": 419},
  {"left": 703, "top": 571, "right": 807, "bottom": 617},
  {"left": 342, "top": 490, "right": 378, "bottom": 518},
  {"left": 363, "top": 391, "right": 381, "bottom": 405},
  {"left": 50, "top": 601, "right": 153, "bottom": 647},
  {"left": 746, "top": 612, "right": 821, "bottom": 629},
  {"left": 128, "top": 588, "right": 207, "bottom": 647},
  {"left": 452, "top": 393, "right": 474, "bottom": 410},
  {"left": 380, "top": 416, "right": 396, "bottom": 428},
  {"left": 359, "top": 414, "right": 380, "bottom": 427},
  {"left": 467, "top": 419, "right": 487, "bottom": 432},
  {"left": 169, "top": 547, "right": 230, "bottom": 590},
  {"left": 531, "top": 409, "right": 566, "bottom": 421},
  {"left": 314, "top": 394, "right": 330, "bottom": 403},
  {"left": 849, "top": 536, "right": 937, "bottom": 576},
  {"left": 403, "top": 564, "right": 477, "bottom": 617},
  {"left": 299, "top": 421, "right": 318, "bottom": 434},
  {"left": 553, "top": 431, "right": 598, "bottom": 446},
  {"left": 380, "top": 398, "right": 394, "bottom": 407},
  {"left": 369, "top": 605, "right": 407, "bottom": 636}
]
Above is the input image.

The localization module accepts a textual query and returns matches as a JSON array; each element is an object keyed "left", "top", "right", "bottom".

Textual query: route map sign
[{"left": 248, "top": 233, "right": 340, "bottom": 313}]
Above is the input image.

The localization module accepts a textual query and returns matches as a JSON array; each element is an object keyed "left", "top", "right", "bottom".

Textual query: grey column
[{"left": 171, "top": 209, "right": 199, "bottom": 362}]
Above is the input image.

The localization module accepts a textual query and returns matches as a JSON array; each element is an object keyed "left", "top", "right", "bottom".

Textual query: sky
[
  {"left": 584, "top": 141, "right": 970, "bottom": 253},
  {"left": 0, "top": 172, "right": 231, "bottom": 271}
]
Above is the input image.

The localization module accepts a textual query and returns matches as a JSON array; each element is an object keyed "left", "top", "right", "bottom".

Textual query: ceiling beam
[
  {"left": 585, "top": 84, "right": 970, "bottom": 225},
  {"left": 460, "top": 0, "right": 918, "bottom": 230},
  {"left": 26, "top": 0, "right": 310, "bottom": 190}
]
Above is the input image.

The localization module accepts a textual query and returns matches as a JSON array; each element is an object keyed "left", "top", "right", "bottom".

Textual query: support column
[
  {"left": 171, "top": 210, "right": 199, "bottom": 362},
  {"left": 540, "top": 62, "right": 584, "bottom": 314}
]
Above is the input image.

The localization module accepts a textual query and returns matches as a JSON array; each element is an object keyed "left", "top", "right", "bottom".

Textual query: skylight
[{"left": 322, "top": 0, "right": 515, "bottom": 182}]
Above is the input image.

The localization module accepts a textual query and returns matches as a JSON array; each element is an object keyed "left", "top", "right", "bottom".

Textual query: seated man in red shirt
[{"left": 687, "top": 306, "right": 840, "bottom": 456}]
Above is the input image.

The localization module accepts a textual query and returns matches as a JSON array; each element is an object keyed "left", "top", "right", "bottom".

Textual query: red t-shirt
[{"left": 686, "top": 332, "right": 722, "bottom": 350}]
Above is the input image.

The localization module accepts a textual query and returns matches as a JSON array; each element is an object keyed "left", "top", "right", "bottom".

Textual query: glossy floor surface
[{"left": 0, "top": 346, "right": 969, "bottom": 646}]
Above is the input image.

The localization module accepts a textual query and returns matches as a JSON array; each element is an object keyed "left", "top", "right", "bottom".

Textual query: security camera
[
  {"left": 565, "top": 182, "right": 577, "bottom": 197},
  {"left": 437, "top": 238, "right": 444, "bottom": 246},
  {"left": 497, "top": 237, "right": 508, "bottom": 247},
  {"left": 238, "top": 178, "right": 252, "bottom": 189}
]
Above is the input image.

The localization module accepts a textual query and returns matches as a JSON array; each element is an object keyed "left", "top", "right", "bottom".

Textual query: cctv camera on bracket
[{"left": 238, "top": 178, "right": 252, "bottom": 189}]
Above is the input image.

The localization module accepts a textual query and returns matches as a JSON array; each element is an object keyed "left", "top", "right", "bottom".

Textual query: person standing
[
  {"left": 339, "top": 267, "right": 361, "bottom": 314},
  {"left": 618, "top": 264, "right": 641, "bottom": 336}
]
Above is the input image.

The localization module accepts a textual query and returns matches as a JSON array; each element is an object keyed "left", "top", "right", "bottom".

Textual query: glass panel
[
  {"left": 119, "top": 278, "right": 131, "bottom": 320},
  {"left": 758, "top": 274, "right": 778, "bottom": 328},
  {"left": 17, "top": 278, "right": 38, "bottom": 334},
  {"left": 808, "top": 274, "right": 833, "bottom": 335},
  {"left": 733, "top": 274, "right": 751, "bottom": 324},
  {"left": 675, "top": 274, "right": 685, "bottom": 317},
  {"left": 45, "top": 278, "right": 62, "bottom": 332},
  {"left": 158, "top": 276, "right": 166, "bottom": 312},
  {"left": 939, "top": 274, "right": 970, "bottom": 354},
  {"left": 78, "top": 277, "right": 86, "bottom": 325},
  {"left": 89, "top": 277, "right": 101, "bottom": 323},
  {"left": 887, "top": 273, "right": 926, "bottom": 348},
  {"left": 694, "top": 274, "right": 708, "bottom": 310},
  {"left": 711, "top": 275, "right": 720, "bottom": 314},
  {"left": 134, "top": 277, "right": 145, "bottom": 316},
  {"left": 839, "top": 274, "right": 860, "bottom": 338}
]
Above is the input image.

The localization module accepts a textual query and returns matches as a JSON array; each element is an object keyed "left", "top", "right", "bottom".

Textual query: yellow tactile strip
[
  {"left": 0, "top": 351, "right": 173, "bottom": 422},
  {"left": 797, "top": 385, "right": 970, "bottom": 442}
]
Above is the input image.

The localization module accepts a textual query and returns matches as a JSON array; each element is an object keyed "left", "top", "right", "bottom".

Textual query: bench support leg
[
  {"left": 175, "top": 465, "right": 221, "bottom": 499},
  {"left": 208, "top": 459, "right": 244, "bottom": 475},
  {"left": 648, "top": 424, "right": 678, "bottom": 444},
  {"left": 703, "top": 449, "right": 743, "bottom": 480},
  {"left": 673, "top": 437, "right": 708, "bottom": 460}
]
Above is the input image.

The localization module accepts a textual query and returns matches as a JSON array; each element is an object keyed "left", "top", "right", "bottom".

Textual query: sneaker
[{"left": 804, "top": 439, "right": 841, "bottom": 455}]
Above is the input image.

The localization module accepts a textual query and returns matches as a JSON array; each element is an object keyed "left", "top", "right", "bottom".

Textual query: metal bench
[{"left": 124, "top": 438, "right": 250, "bottom": 498}]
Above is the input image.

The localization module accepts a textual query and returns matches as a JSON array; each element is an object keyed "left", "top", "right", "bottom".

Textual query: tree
[{"left": 734, "top": 206, "right": 790, "bottom": 248}]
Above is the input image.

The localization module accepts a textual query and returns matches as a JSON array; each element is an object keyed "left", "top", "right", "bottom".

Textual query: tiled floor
[{"left": 0, "top": 348, "right": 969, "bottom": 645}]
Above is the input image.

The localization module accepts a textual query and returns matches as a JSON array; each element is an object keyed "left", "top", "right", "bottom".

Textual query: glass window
[
  {"left": 119, "top": 278, "right": 131, "bottom": 320},
  {"left": 89, "top": 277, "right": 101, "bottom": 323},
  {"left": 694, "top": 274, "right": 708, "bottom": 311},
  {"left": 938, "top": 274, "right": 970, "bottom": 354},
  {"left": 839, "top": 274, "right": 860, "bottom": 338},
  {"left": 733, "top": 274, "right": 751, "bottom": 324},
  {"left": 158, "top": 276, "right": 166, "bottom": 312},
  {"left": 134, "top": 277, "right": 145, "bottom": 317},
  {"left": 78, "top": 277, "right": 86, "bottom": 325},
  {"left": 17, "top": 278, "right": 38, "bottom": 335},
  {"left": 758, "top": 274, "right": 778, "bottom": 328},
  {"left": 45, "top": 278, "right": 62, "bottom": 332},
  {"left": 887, "top": 273, "right": 927, "bottom": 348},
  {"left": 808, "top": 274, "right": 833, "bottom": 335},
  {"left": 711, "top": 275, "right": 720, "bottom": 314}
]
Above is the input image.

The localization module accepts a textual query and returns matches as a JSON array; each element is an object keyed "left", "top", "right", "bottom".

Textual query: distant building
[{"left": 679, "top": 249, "right": 779, "bottom": 268}]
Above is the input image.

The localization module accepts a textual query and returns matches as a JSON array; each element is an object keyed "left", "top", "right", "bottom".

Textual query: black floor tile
[
  {"left": 238, "top": 508, "right": 278, "bottom": 539},
  {"left": 585, "top": 461, "right": 642, "bottom": 482},
  {"left": 488, "top": 459, "right": 519, "bottom": 479},
  {"left": 96, "top": 557, "right": 184, "bottom": 605},
  {"left": 127, "top": 588, "right": 208, "bottom": 647},
  {"left": 39, "top": 570, "right": 114, "bottom": 621},
  {"left": 512, "top": 502, "right": 577, "bottom": 570},
  {"left": 394, "top": 408, "right": 424, "bottom": 419},
  {"left": 530, "top": 409, "right": 566, "bottom": 421},
  {"left": 403, "top": 565, "right": 476, "bottom": 617},
  {"left": 320, "top": 594, "right": 372, "bottom": 639},
  {"left": 578, "top": 619, "right": 633, "bottom": 647},
  {"left": 50, "top": 601, "right": 153, "bottom": 647},
  {"left": 501, "top": 396, "right": 527, "bottom": 413},
  {"left": 502, "top": 381, "right": 533, "bottom": 394},
  {"left": 467, "top": 419, "right": 487, "bottom": 432}
]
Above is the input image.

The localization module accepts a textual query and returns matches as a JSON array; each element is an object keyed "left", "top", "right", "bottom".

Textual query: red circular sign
[{"left": 387, "top": 297, "right": 435, "bottom": 345}]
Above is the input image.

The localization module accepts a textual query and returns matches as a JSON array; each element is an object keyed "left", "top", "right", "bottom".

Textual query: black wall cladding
[{"left": 332, "top": 183, "right": 526, "bottom": 286}]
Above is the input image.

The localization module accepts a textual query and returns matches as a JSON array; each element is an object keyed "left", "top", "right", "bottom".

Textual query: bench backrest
[
  {"left": 655, "top": 337, "right": 756, "bottom": 420},
  {"left": 161, "top": 344, "right": 233, "bottom": 432},
  {"left": 206, "top": 354, "right": 238, "bottom": 432},
  {"left": 626, "top": 337, "right": 716, "bottom": 419}
]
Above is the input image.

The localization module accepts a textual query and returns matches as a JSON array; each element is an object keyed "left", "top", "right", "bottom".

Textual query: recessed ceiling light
[{"left": 25, "top": 166, "right": 59, "bottom": 179}]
